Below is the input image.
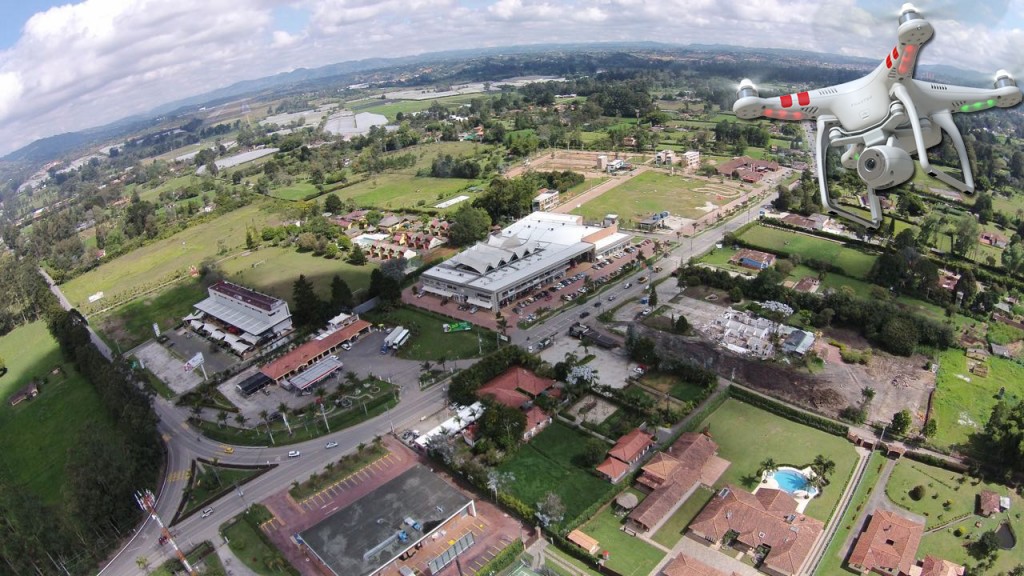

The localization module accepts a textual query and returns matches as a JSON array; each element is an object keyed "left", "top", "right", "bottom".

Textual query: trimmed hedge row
[
  {"left": 729, "top": 386, "right": 849, "bottom": 437},
  {"left": 474, "top": 539, "right": 524, "bottom": 575},
  {"left": 681, "top": 388, "right": 730, "bottom": 434},
  {"left": 904, "top": 450, "right": 969, "bottom": 473}
]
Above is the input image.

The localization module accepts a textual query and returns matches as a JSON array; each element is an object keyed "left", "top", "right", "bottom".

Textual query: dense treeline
[
  {"left": 472, "top": 170, "right": 585, "bottom": 223},
  {"left": 677, "top": 265, "right": 954, "bottom": 355},
  {"left": 0, "top": 257, "right": 54, "bottom": 338},
  {"left": 429, "top": 154, "right": 482, "bottom": 179}
]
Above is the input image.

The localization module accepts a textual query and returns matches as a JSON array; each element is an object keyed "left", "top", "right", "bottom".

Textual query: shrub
[{"left": 909, "top": 485, "right": 926, "bottom": 501}]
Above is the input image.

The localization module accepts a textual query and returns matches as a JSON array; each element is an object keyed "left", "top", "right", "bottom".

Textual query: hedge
[
  {"left": 728, "top": 386, "right": 849, "bottom": 437},
  {"left": 474, "top": 539, "right": 524, "bottom": 575},
  {"left": 904, "top": 450, "right": 970, "bottom": 473},
  {"left": 680, "top": 387, "right": 730, "bottom": 434}
]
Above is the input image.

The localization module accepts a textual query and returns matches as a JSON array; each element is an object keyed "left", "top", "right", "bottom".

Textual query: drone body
[{"left": 733, "top": 3, "right": 1022, "bottom": 228}]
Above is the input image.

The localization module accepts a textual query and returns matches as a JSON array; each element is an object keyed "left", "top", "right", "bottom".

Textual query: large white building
[
  {"left": 419, "top": 212, "right": 630, "bottom": 310},
  {"left": 185, "top": 281, "right": 292, "bottom": 354},
  {"left": 532, "top": 188, "right": 560, "bottom": 212},
  {"left": 682, "top": 150, "right": 701, "bottom": 171}
]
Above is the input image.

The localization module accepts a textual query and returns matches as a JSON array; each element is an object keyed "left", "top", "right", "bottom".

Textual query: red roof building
[
  {"left": 848, "top": 510, "right": 924, "bottom": 576},
  {"left": 917, "top": 555, "right": 966, "bottom": 576},
  {"left": 661, "top": 553, "right": 738, "bottom": 576},
  {"left": 978, "top": 490, "right": 1001, "bottom": 517},
  {"left": 261, "top": 319, "right": 371, "bottom": 383},
  {"left": 523, "top": 405, "right": 552, "bottom": 440},
  {"left": 477, "top": 367, "right": 554, "bottom": 405},
  {"left": 609, "top": 429, "right": 655, "bottom": 464},
  {"left": 596, "top": 457, "right": 631, "bottom": 484}
]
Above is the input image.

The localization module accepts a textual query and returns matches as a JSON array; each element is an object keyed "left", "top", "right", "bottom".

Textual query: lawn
[
  {"left": 699, "top": 398, "right": 859, "bottom": 522},
  {"left": 270, "top": 180, "right": 319, "bottom": 201},
  {"left": 94, "top": 280, "right": 209, "bottom": 349},
  {"left": 580, "top": 503, "right": 665, "bottom": 576},
  {"left": 0, "top": 321, "right": 119, "bottom": 505},
  {"left": 179, "top": 461, "right": 265, "bottom": 519},
  {"left": 218, "top": 245, "right": 375, "bottom": 304},
  {"left": 697, "top": 246, "right": 878, "bottom": 294},
  {"left": 886, "top": 459, "right": 1024, "bottom": 574},
  {"left": 366, "top": 306, "right": 498, "bottom": 361},
  {"left": 815, "top": 452, "right": 886, "bottom": 576},
  {"left": 62, "top": 201, "right": 286, "bottom": 313},
  {"left": 651, "top": 486, "right": 714, "bottom": 548},
  {"left": 569, "top": 171, "right": 745, "bottom": 223},
  {"left": 221, "top": 505, "right": 299, "bottom": 576},
  {"left": 737, "top": 226, "right": 878, "bottom": 279},
  {"left": 497, "top": 422, "right": 613, "bottom": 525},
  {"left": 133, "top": 174, "right": 199, "bottom": 204},
  {"left": 639, "top": 372, "right": 707, "bottom": 403},
  {"left": 931, "top": 348, "right": 1024, "bottom": 449}
]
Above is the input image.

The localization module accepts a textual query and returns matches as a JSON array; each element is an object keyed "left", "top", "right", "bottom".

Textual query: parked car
[
  {"left": 341, "top": 342, "right": 352, "bottom": 351},
  {"left": 288, "top": 450, "right": 301, "bottom": 458},
  {"left": 579, "top": 311, "right": 590, "bottom": 318},
  {"left": 201, "top": 508, "right": 214, "bottom": 518},
  {"left": 325, "top": 441, "right": 338, "bottom": 449}
]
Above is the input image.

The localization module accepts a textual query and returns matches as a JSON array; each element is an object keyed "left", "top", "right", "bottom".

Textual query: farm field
[
  {"left": 0, "top": 321, "right": 119, "bottom": 505},
  {"left": 737, "top": 225, "right": 877, "bottom": 279},
  {"left": 569, "top": 171, "right": 746, "bottom": 223},
  {"left": 699, "top": 398, "right": 859, "bottom": 522},
  {"left": 497, "top": 422, "right": 614, "bottom": 526},
  {"left": 62, "top": 201, "right": 285, "bottom": 313},
  {"left": 365, "top": 306, "right": 498, "bottom": 361},
  {"left": 931, "top": 348, "right": 1024, "bottom": 449},
  {"left": 351, "top": 94, "right": 482, "bottom": 120},
  {"left": 886, "top": 459, "right": 1024, "bottom": 574},
  {"left": 270, "top": 181, "right": 319, "bottom": 201},
  {"left": 219, "top": 246, "right": 374, "bottom": 304}
]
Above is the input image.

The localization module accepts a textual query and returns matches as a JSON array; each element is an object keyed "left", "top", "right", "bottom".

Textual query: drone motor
[{"left": 857, "top": 145, "right": 914, "bottom": 190}]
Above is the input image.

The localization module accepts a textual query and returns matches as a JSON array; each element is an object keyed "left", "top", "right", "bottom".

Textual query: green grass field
[
  {"left": 700, "top": 398, "right": 859, "bottom": 522},
  {"left": 580, "top": 502, "right": 665, "bottom": 576},
  {"left": 270, "top": 181, "right": 319, "bottom": 201},
  {"left": 365, "top": 306, "right": 498, "bottom": 361},
  {"left": 63, "top": 201, "right": 286, "bottom": 312},
  {"left": 569, "top": 171, "right": 745, "bottom": 223},
  {"left": 931, "top": 348, "right": 1024, "bottom": 449},
  {"left": 641, "top": 372, "right": 708, "bottom": 403},
  {"left": 0, "top": 322, "right": 119, "bottom": 505},
  {"left": 95, "top": 280, "right": 209, "bottom": 349},
  {"left": 180, "top": 462, "right": 264, "bottom": 518},
  {"left": 698, "top": 246, "right": 879, "bottom": 295},
  {"left": 132, "top": 174, "right": 199, "bottom": 204},
  {"left": 887, "top": 459, "right": 1024, "bottom": 574},
  {"left": 651, "top": 486, "right": 714, "bottom": 548},
  {"left": 351, "top": 94, "right": 482, "bottom": 120},
  {"left": 737, "top": 226, "right": 878, "bottom": 279},
  {"left": 815, "top": 452, "right": 885, "bottom": 575},
  {"left": 498, "top": 422, "right": 613, "bottom": 526},
  {"left": 221, "top": 506, "right": 299, "bottom": 576},
  {"left": 219, "top": 246, "right": 374, "bottom": 304}
]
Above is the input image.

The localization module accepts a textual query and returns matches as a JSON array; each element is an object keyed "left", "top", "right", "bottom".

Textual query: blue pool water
[{"left": 771, "top": 469, "right": 818, "bottom": 496}]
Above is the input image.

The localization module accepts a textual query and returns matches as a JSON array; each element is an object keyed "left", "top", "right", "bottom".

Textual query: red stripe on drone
[
  {"left": 797, "top": 92, "right": 810, "bottom": 106},
  {"left": 780, "top": 94, "right": 793, "bottom": 108},
  {"left": 892, "top": 47, "right": 899, "bottom": 60}
]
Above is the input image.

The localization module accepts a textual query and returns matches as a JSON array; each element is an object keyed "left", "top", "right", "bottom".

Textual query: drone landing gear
[{"left": 815, "top": 115, "right": 885, "bottom": 229}]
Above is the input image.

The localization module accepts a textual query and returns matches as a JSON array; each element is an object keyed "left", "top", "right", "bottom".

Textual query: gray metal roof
[{"left": 194, "top": 297, "right": 277, "bottom": 336}]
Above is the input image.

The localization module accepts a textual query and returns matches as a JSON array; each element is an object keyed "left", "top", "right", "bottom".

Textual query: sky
[{"left": 0, "top": 0, "right": 1022, "bottom": 159}]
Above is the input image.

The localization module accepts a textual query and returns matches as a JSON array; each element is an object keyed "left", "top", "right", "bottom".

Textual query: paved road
[{"left": 45, "top": 187, "right": 776, "bottom": 575}]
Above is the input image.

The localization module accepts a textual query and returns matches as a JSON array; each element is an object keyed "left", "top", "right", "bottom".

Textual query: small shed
[{"left": 568, "top": 529, "right": 600, "bottom": 555}]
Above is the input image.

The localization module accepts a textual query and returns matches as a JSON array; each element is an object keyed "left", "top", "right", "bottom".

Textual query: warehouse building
[
  {"left": 418, "top": 212, "right": 630, "bottom": 310},
  {"left": 184, "top": 281, "right": 292, "bottom": 355}
]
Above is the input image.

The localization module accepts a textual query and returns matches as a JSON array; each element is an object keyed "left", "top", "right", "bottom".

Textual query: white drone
[{"left": 733, "top": 3, "right": 1022, "bottom": 229}]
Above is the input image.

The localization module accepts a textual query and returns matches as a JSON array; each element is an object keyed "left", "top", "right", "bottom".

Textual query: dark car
[{"left": 579, "top": 311, "right": 590, "bottom": 318}]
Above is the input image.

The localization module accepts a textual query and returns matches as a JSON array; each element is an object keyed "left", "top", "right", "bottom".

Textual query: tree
[
  {"left": 760, "top": 458, "right": 777, "bottom": 475},
  {"left": 923, "top": 418, "right": 937, "bottom": 437},
  {"left": 728, "top": 286, "right": 743, "bottom": 302},
  {"left": 486, "top": 470, "right": 515, "bottom": 500},
  {"left": 810, "top": 455, "right": 835, "bottom": 487},
  {"left": 535, "top": 492, "right": 565, "bottom": 528},
  {"left": 292, "top": 274, "right": 328, "bottom": 328},
  {"left": 347, "top": 244, "right": 367, "bottom": 265},
  {"left": 674, "top": 315, "right": 689, "bottom": 334},
  {"left": 952, "top": 213, "right": 980, "bottom": 256},
  {"left": 891, "top": 409, "right": 912, "bottom": 436},
  {"left": 368, "top": 268, "right": 401, "bottom": 306},
  {"left": 379, "top": 257, "right": 408, "bottom": 283},
  {"left": 880, "top": 316, "right": 919, "bottom": 356},
  {"left": 476, "top": 401, "right": 526, "bottom": 452},
  {"left": 1002, "top": 241, "right": 1024, "bottom": 276},
  {"left": 324, "top": 193, "right": 343, "bottom": 214},
  {"left": 330, "top": 274, "right": 354, "bottom": 312},
  {"left": 648, "top": 287, "right": 658, "bottom": 308},
  {"left": 954, "top": 269, "right": 977, "bottom": 307},
  {"left": 969, "top": 530, "right": 1000, "bottom": 561},
  {"left": 448, "top": 204, "right": 492, "bottom": 247},
  {"left": 581, "top": 438, "right": 608, "bottom": 467}
]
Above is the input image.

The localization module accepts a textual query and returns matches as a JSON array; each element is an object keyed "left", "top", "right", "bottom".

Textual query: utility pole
[{"left": 136, "top": 489, "right": 198, "bottom": 576}]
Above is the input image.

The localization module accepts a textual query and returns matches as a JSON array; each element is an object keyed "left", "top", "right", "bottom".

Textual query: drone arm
[{"left": 815, "top": 115, "right": 883, "bottom": 229}]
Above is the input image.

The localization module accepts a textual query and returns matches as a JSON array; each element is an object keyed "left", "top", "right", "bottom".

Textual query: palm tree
[
  {"left": 234, "top": 413, "right": 246, "bottom": 429},
  {"left": 217, "top": 410, "right": 228, "bottom": 428},
  {"left": 259, "top": 409, "right": 275, "bottom": 445},
  {"left": 189, "top": 402, "right": 202, "bottom": 423},
  {"left": 421, "top": 361, "right": 432, "bottom": 373},
  {"left": 811, "top": 455, "right": 835, "bottom": 488},
  {"left": 760, "top": 458, "right": 777, "bottom": 477},
  {"left": 278, "top": 402, "right": 293, "bottom": 435}
]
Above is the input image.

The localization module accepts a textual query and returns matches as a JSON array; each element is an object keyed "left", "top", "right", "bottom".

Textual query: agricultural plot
[
  {"left": 737, "top": 226, "right": 877, "bottom": 279},
  {"left": 0, "top": 322, "right": 119, "bottom": 505},
  {"left": 62, "top": 201, "right": 285, "bottom": 312},
  {"left": 699, "top": 398, "right": 858, "bottom": 522},
  {"left": 931, "top": 348, "right": 1024, "bottom": 449},
  {"left": 219, "top": 246, "right": 374, "bottom": 304},
  {"left": 270, "top": 181, "right": 319, "bottom": 201},
  {"left": 351, "top": 94, "right": 482, "bottom": 121},
  {"left": 570, "top": 171, "right": 744, "bottom": 223},
  {"left": 497, "top": 422, "right": 613, "bottom": 524}
]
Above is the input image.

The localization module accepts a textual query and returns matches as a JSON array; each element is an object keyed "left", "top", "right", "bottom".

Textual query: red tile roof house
[
  {"left": 687, "top": 485, "right": 824, "bottom": 576},
  {"left": 476, "top": 367, "right": 557, "bottom": 442},
  {"left": 847, "top": 510, "right": 924, "bottom": 576},
  {"left": 978, "top": 490, "right": 1001, "bottom": 517},
  {"left": 730, "top": 248, "right": 777, "bottom": 270},
  {"left": 626, "top": 432, "right": 730, "bottom": 534},
  {"left": 596, "top": 428, "right": 655, "bottom": 483},
  {"left": 915, "top": 555, "right": 966, "bottom": 576},
  {"left": 661, "top": 553, "right": 741, "bottom": 576}
]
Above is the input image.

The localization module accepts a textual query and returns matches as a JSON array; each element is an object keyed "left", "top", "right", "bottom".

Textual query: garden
[{"left": 699, "top": 398, "right": 859, "bottom": 522}]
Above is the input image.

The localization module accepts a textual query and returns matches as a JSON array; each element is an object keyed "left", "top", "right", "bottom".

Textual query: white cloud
[{"left": 0, "top": 0, "right": 1021, "bottom": 158}]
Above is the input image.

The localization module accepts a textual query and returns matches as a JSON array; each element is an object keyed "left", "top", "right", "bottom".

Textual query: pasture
[
  {"left": 570, "top": 171, "right": 744, "bottom": 223},
  {"left": 737, "top": 226, "right": 878, "bottom": 279},
  {"left": 931, "top": 348, "right": 1024, "bottom": 449},
  {"left": 700, "top": 398, "right": 859, "bottom": 522},
  {"left": 62, "top": 201, "right": 286, "bottom": 313},
  {"left": 0, "top": 321, "right": 119, "bottom": 505},
  {"left": 218, "top": 246, "right": 374, "bottom": 303}
]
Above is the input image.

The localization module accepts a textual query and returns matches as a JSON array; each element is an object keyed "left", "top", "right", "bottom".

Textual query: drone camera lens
[{"left": 864, "top": 158, "right": 877, "bottom": 171}]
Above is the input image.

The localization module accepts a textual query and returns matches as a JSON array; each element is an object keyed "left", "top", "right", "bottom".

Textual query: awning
[
  {"left": 230, "top": 340, "right": 251, "bottom": 355},
  {"left": 209, "top": 330, "right": 226, "bottom": 341},
  {"left": 189, "top": 320, "right": 203, "bottom": 330}
]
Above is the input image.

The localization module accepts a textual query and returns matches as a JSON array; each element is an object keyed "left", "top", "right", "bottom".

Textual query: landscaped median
[
  {"left": 289, "top": 440, "right": 388, "bottom": 502},
  {"left": 221, "top": 505, "right": 298, "bottom": 576},
  {"left": 172, "top": 458, "right": 274, "bottom": 524}
]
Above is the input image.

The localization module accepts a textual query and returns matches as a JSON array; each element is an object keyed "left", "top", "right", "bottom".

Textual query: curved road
[{"left": 39, "top": 187, "right": 777, "bottom": 576}]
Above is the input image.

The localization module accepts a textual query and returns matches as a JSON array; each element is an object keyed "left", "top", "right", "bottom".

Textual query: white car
[
  {"left": 633, "top": 367, "right": 645, "bottom": 374},
  {"left": 201, "top": 508, "right": 214, "bottom": 518},
  {"left": 288, "top": 450, "right": 301, "bottom": 458},
  {"left": 325, "top": 442, "right": 338, "bottom": 449},
  {"left": 340, "top": 342, "right": 352, "bottom": 351}
]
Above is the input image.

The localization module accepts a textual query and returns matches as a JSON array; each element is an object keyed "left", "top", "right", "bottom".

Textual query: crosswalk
[{"left": 167, "top": 469, "right": 192, "bottom": 482}]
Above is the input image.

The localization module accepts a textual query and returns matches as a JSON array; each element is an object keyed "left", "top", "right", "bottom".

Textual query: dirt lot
[
  {"left": 635, "top": 295, "right": 935, "bottom": 425},
  {"left": 566, "top": 394, "right": 618, "bottom": 424}
]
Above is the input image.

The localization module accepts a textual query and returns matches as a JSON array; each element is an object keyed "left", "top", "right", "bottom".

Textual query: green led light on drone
[
  {"left": 987, "top": 99, "right": 996, "bottom": 107},
  {"left": 960, "top": 104, "right": 970, "bottom": 112}
]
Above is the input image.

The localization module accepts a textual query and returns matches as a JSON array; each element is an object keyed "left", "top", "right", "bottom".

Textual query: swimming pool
[{"left": 771, "top": 468, "right": 819, "bottom": 496}]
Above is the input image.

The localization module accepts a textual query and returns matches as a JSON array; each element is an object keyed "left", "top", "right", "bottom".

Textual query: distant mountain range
[{"left": 0, "top": 41, "right": 990, "bottom": 170}]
